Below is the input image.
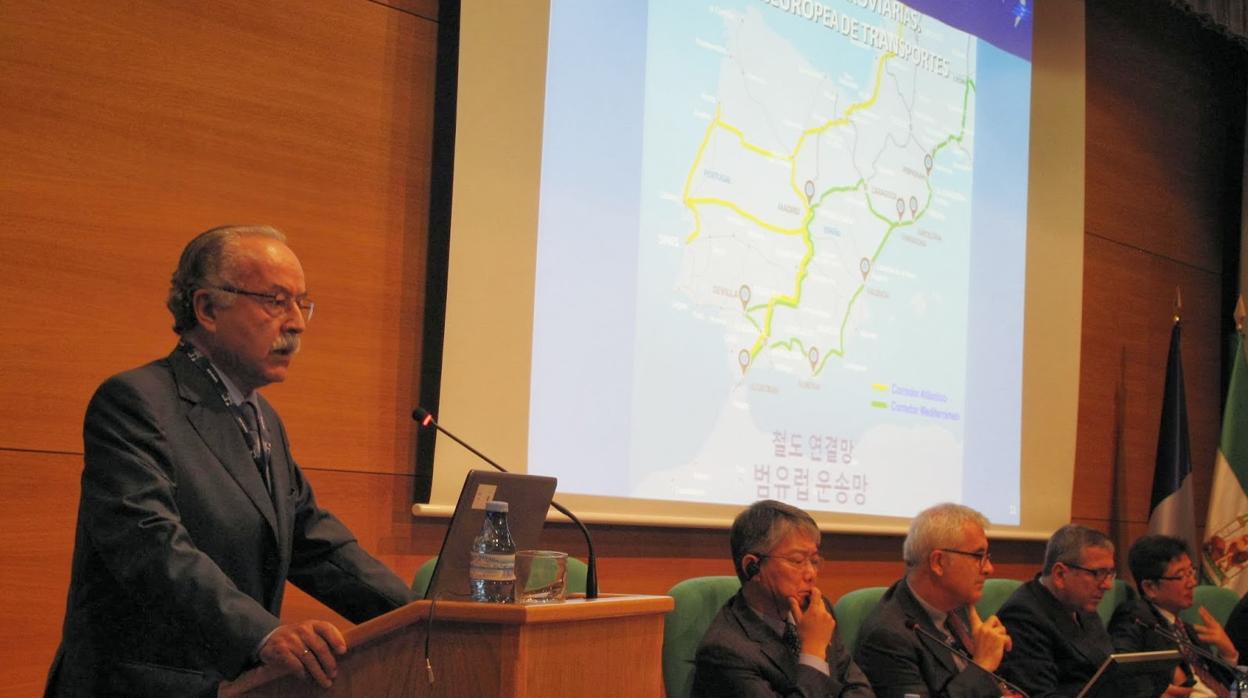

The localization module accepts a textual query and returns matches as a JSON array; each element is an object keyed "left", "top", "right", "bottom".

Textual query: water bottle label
[{"left": 470, "top": 552, "right": 516, "bottom": 581}]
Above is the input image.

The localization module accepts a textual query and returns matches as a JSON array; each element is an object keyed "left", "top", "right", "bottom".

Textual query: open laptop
[
  {"left": 1075, "top": 649, "right": 1182, "bottom": 698},
  {"left": 423, "top": 469, "right": 558, "bottom": 600}
]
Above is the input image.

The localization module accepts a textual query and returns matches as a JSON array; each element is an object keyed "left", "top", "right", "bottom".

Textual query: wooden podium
[{"left": 223, "top": 595, "right": 674, "bottom": 697}]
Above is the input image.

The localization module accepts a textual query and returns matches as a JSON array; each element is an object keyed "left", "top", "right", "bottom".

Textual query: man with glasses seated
[
  {"left": 46, "top": 226, "right": 413, "bottom": 698},
  {"left": 1108, "top": 535, "right": 1239, "bottom": 697},
  {"left": 692, "top": 500, "right": 874, "bottom": 697},
  {"left": 996, "top": 524, "right": 1118, "bottom": 697},
  {"left": 854, "top": 503, "right": 1013, "bottom": 697}
]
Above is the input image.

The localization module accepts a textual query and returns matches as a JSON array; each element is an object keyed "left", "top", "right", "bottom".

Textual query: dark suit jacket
[
  {"left": 1108, "top": 597, "right": 1232, "bottom": 695},
  {"left": 854, "top": 578, "right": 1002, "bottom": 697},
  {"left": 995, "top": 576, "right": 1114, "bottom": 698},
  {"left": 45, "top": 349, "right": 414, "bottom": 697},
  {"left": 692, "top": 590, "right": 875, "bottom": 698}
]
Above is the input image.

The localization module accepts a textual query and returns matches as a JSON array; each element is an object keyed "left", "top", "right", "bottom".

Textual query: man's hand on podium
[{"left": 259, "top": 620, "right": 348, "bottom": 689}]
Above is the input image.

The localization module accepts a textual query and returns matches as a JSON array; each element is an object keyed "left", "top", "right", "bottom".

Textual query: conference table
[{"left": 222, "top": 594, "right": 674, "bottom": 697}]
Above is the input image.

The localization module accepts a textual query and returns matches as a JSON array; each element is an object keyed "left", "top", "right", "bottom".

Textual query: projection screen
[{"left": 420, "top": 0, "right": 1084, "bottom": 540}]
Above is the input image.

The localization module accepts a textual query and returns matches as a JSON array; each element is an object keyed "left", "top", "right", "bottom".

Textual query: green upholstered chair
[
  {"left": 1096, "top": 578, "right": 1133, "bottom": 626},
  {"left": 410, "top": 555, "right": 589, "bottom": 599},
  {"left": 1180, "top": 584, "right": 1241, "bottom": 627},
  {"left": 976, "top": 578, "right": 1023, "bottom": 619},
  {"left": 662, "top": 575, "right": 742, "bottom": 698},
  {"left": 411, "top": 557, "right": 437, "bottom": 598},
  {"left": 832, "top": 586, "right": 887, "bottom": 654}
]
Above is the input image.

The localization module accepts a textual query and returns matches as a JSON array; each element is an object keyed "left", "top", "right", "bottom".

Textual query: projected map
[
  {"left": 529, "top": 0, "right": 1030, "bottom": 523},
  {"left": 630, "top": 2, "right": 986, "bottom": 514}
]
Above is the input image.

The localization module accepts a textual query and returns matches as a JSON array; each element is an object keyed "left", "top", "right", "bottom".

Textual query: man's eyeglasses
[
  {"left": 1063, "top": 562, "right": 1117, "bottom": 583},
  {"left": 758, "top": 553, "right": 823, "bottom": 571},
  {"left": 938, "top": 548, "right": 992, "bottom": 570},
  {"left": 1154, "top": 568, "right": 1197, "bottom": 582},
  {"left": 211, "top": 285, "right": 315, "bottom": 323}
]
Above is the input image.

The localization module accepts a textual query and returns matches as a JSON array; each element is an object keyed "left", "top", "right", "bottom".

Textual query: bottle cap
[{"left": 485, "top": 500, "right": 509, "bottom": 512}]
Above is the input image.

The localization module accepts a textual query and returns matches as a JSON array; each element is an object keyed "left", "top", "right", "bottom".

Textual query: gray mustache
[{"left": 272, "top": 333, "right": 301, "bottom": 354}]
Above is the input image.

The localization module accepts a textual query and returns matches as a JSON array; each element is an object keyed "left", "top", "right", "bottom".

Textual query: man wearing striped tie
[
  {"left": 855, "top": 503, "right": 1014, "bottom": 697},
  {"left": 1109, "top": 535, "right": 1240, "bottom": 698}
]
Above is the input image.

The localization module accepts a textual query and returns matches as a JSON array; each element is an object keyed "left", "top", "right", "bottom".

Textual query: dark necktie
[
  {"left": 944, "top": 614, "right": 971, "bottom": 670},
  {"left": 1175, "top": 618, "right": 1230, "bottom": 698},
  {"left": 240, "top": 402, "right": 271, "bottom": 496},
  {"left": 947, "top": 612, "right": 974, "bottom": 654},
  {"left": 948, "top": 613, "right": 1018, "bottom": 696},
  {"left": 783, "top": 619, "right": 801, "bottom": 656}
]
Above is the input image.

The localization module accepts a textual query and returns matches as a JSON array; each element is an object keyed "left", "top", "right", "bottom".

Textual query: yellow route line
[
  {"left": 685, "top": 197, "right": 804, "bottom": 236},
  {"left": 791, "top": 50, "right": 894, "bottom": 159},
  {"left": 684, "top": 108, "right": 804, "bottom": 243},
  {"left": 750, "top": 51, "right": 896, "bottom": 363},
  {"left": 716, "top": 119, "right": 790, "bottom": 161},
  {"left": 681, "top": 105, "right": 722, "bottom": 244},
  {"left": 681, "top": 22, "right": 969, "bottom": 374}
]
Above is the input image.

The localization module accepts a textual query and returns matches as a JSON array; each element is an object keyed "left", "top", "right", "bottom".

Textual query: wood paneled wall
[
  {"left": 1075, "top": 0, "right": 1245, "bottom": 555},
  {"left": 0, "top": 0, "right": 1241, "bottom": 695},
  {"left": 0, "top": 0, "right": 439, "bottom": 693}
]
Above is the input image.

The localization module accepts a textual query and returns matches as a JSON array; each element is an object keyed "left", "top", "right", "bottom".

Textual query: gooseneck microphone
[
  {"left": 1132, "top": 617, "right": 1245, "bottom": 679},
  {"left": 905, "top": 618, "right": 1030, "bottom": 698},
  {"left": 412, "top": 407, "right": 599, "bottom": 599}
]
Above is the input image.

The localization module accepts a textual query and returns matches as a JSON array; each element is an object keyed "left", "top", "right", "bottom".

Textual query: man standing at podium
[
  {"left": 693, "top": 500, "right": 874, "bottom": 697},
  {"left": 45, "top": 226, "right": 414, "bottom": 697}
]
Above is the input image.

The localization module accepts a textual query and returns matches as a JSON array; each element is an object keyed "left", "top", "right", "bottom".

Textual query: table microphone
[
  {"left": 1133, "top": 617, "right": 1244, "bottom": 678},
  {"left": 905, "top": 618, "right": 1029, "bottom": 698},
  {"left": 412, "top": 407, "right": 599, "bottom": 599}
]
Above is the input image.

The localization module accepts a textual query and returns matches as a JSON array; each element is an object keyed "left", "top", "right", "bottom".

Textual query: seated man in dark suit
[
  {"left": 45, "top": 226, "right": 414, "bottom": 698},
  {"left": 692, "top": 500, "right": 874, "bottom": 697},
  {"left": 996, "top": 524, "right": 1117, "bottom": 698},
  {"left": 1108, "top": 534, "right": 1239, "bottom": 697},
  {"left": 855, "top": 503, "right": 1013, "bottom": 697}
]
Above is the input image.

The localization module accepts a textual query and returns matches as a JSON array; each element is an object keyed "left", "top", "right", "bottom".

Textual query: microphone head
[
  {"left": 412, "top": 407, "right": 433, "bottom": 425},
  {"left": 904, "top": 619, "right": 919, "bottom": 631}
]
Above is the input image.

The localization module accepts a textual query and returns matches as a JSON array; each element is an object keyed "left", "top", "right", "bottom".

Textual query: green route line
[
  {"left": 682, "top": 52, "right": 893, "bottom": 246},
  {"left": 822, "top": 79, "right": 976, "bottom": 374},
  {"left": 745, "top": 313, "right": 763, "bottom": 334},
  {"left": 740, "top": 51, "right": 896, "bottom": 364},
  {"left": 771, "top": 336, "right": 809, "bottom": 353},
  {"left": 799, "top": 78, "right": 977, "bottom": 377},
  {"left": 680, "top": 32, "right": 977, "bottom": 375}
]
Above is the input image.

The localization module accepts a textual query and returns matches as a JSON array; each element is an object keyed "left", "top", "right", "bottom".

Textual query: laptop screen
[
  {"left": 424, "top": 469, "right": 558, "bottom": 600},
  {"left": 1076, "top": 650, "right": 1182, "bottom": 698}
]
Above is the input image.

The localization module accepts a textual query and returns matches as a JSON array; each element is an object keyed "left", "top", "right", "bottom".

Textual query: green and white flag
[{"left": 1201, "top": 304, "right": 1248, "bottom": 594}]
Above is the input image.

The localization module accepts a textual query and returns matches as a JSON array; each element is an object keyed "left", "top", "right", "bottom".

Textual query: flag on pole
[
  {"left": 1201, "top": 299, "right": 1248, "bottom": 593},
  {"left": 1148, "top": 317, "right": 1201, "bottom": 560}
]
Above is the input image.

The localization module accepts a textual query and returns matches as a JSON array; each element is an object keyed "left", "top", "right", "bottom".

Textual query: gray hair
[
  {"left": 1042, "top": 523, "right": 1114, "bottom": 575},
  {"left": 166, "top": 225, "right": 286, "bottom": 333},
  {"left": 729, "top": 500, "right": 821, "bottom": 582},
  {"left": 903, "top": 502, "right": 989, "bottom": 568}
]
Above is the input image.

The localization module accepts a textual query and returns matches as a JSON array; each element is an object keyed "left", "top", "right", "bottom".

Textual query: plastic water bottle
[{"left": 469, "top": 500, "right": 515, "bottom": 603}]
